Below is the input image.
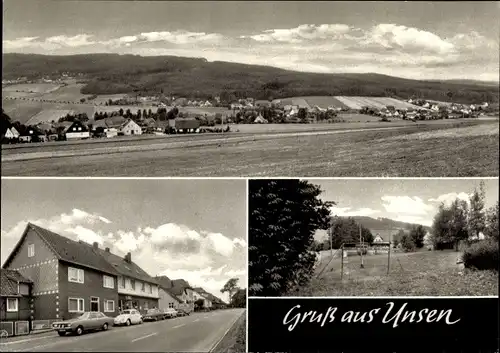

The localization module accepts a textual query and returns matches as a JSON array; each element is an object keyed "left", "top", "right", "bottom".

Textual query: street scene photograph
[
  {"left": 248, "top": 178, "right": 499, "bottom": 297},
  {"left": 0, "top": 178, "right": 247, "bottom": 352},
  {"left": 1, "top": 1, "right": 499, "bottom": 177}
]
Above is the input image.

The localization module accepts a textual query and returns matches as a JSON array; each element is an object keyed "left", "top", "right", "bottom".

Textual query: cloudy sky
[
  {"left": 309, "top": 178, "right": 499, "bottom": 241},
  {"left": 3, "top": 1, "right": 499, "bottom": 81},
  {"left": 1, "top": 179, "right": 247, "bottom": 300}
]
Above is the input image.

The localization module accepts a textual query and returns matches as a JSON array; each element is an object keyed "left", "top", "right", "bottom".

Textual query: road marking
[
  {"left": 209, "top": 311, "right": 245, "bottom": 353},
  {"left": 172, "top": 324, "right": 185, "bottom": 329},
  {"left": 203, "top": 316, "right": 209, "bottom": 319},
  {"left": 194, "top": 319, "right": 200, "bottom": 322},
  {"left": 131, "top": 332, "right": 157, "bottom": 343}
]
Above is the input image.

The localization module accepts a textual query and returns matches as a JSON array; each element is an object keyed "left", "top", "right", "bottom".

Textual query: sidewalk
[{"left": 0, "top": 329, "right": 55, "bottom": 343}]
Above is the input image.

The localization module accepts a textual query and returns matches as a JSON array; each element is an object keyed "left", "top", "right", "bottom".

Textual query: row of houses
[
  {"left": 2, "top": 116, "right": 205, "bottom": 143},
  {"left": 1, "top": 223, "right": 226, "bottom": 330}
]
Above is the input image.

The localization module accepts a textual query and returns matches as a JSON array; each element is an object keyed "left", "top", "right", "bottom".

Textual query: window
[
  {"left": 7, "top": 298, "right": 18, "bottom": 312},
  {"left": 104, "top": 300, "right": 115, "bottom": 313},
  {"left": 90, "top": 297, "right": 99, "bottom": 312},
  {"left": 120, "top": 277, "right": 125, "bottom": 288},
  {"left": 68, "top": 298, "right": 84, "bottom": 312},
  {"left": 28, "top": 244, "right": 35, "bottom": 258},
  {"left": 131, "top": 279, "right": 135, "bottom": 290},
  {"left": 144, "top": 301, "right": 148, "bottom": 310},
  {"left": 103, "top": 275, "right": 114, "bottom": 289},
  {"left": 141, "top": 282, "right": 145, "bottom": 292},
  {"left": 168, "top": 302, "right": 174, "bottom": 308},
  {"left": 68, "top": 267, "right": 84, "bottom": 283}
]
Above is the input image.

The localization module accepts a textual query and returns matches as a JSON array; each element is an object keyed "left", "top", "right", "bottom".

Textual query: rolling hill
[
  {"left": 3, "top": 53, "right": 498, "bottom": 104},
  {"left": 350, "top": 216, "right": 431, "bottom": 242}
]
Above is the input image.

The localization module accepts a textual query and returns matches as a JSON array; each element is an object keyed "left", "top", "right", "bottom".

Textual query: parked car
[
  {"left": 164, "top": 308, "right": 178, "bottom": 318},
  {"left": 52, "top": 312, "right": 113, "bottom": 336},
  {"left": 142, "top": 308, "right": 165, "bottom": 321},
  {"left": 177, "top": 307, "right": 192, "bottom": 316},
  {"left": 114, "top": 309, "right": 143, "bottom": 326}
]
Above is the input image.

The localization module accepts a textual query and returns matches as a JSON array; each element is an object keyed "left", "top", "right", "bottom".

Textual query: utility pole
[{"left": 359, "top": 224, "right": 364, "bottom": 269}]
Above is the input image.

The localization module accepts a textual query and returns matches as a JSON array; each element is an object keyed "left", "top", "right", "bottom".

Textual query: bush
[
  {"left": 400, "top": 233, "right": 416, "bottom": 252},
  {"left": 462, "top": 239, "right": 499, "bottom": 271}
]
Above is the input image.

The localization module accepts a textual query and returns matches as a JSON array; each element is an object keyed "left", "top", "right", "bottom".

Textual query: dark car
[
  {"left": 142, "top": 308, "right": 165, "bottom": 321},
  {"left": 52, "top": 312, "right": 112, "bottom": 336}
]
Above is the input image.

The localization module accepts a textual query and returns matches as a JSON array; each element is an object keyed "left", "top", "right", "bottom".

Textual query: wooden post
[
  {"left": 340, "top": 244, "right": 344, "bottom": 280},
  {"left": 359, "top": 224, "right": 364, "bottom": 269},
  {"left": 387, "top": 241, "right": 391, "bottom": 275},
  {"left": 329, "top": 226, "right": 333, "bottom": 258}
]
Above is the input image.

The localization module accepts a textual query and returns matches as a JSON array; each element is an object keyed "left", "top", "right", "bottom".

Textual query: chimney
[
  {"left": 105, "top": 247, "right": 110, "bottom": 252},
  {"left": 125, "top": 252, "right": 131, "bottom": 263},
  {"left": 93, "top": 242, "right": 98, "bottom": 250}
]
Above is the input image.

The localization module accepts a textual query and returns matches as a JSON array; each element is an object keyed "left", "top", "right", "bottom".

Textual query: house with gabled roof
[
  {"left": 155, "top": 276, "right": 195, "bottom": 309},
  {"left": 0, "top": 269, "right": 33, "bottom": 324},
  {"left": 95, "top": 248, "right": 159, "bottom": 314},
  {"left": 2, "top": 223, "right": 119, "bottom": 321}
]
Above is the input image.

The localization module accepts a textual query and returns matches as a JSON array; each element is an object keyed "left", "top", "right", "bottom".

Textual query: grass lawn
[
  {"left": 212, "top": 312, "right": 246, "bottom": 353},
  {"left": 292, "top": 250, "right": 499, "bottom": 296}
]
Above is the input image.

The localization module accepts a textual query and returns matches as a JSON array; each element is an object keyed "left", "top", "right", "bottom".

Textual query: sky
[
  {"left": 1, "top": 179, "right": 247, "bottom": 301},
  {"left": 309, "top": 178, "right": 499, "bottom": 241},
  {"left": 3, "top": 1, "right": 499, "bottom": 81}
]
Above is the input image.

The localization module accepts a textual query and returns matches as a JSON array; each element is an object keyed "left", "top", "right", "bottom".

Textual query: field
[
  {"left": 26, "top": 109, "right": 75, "bottom": 125},
  {"left": 91, "top": 93, "right": 130, "bottom": 105},
  {"left": 2, "top": 83, "right": 61, "bottom": 94},
  {"left": 293, "top": 250, "right": 499, "bottom": 296},
  {"left": 272, "top": 96, "right": 422, "bottom": 110},
  {"left": 40, "top": 83, "right": 90, "bottom": 101},
  {"left": 1, "top": 120, "right": 497, "bottom": 177}
]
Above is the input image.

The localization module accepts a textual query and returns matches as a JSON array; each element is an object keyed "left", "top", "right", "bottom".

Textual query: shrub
[
  {"left": 400, "top": 233, "right": 416, "bottom": 252},
  {"left": 462, "top": 239, "right": 499, "bottom": 271}
]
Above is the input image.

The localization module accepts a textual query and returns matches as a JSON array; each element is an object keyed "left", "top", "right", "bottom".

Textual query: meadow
[
  {"left": 1, "top": 120, "right": 497, "bottom": 177},
  {"left": 294, "top": 250, "right": 499, "bottom": 296}
]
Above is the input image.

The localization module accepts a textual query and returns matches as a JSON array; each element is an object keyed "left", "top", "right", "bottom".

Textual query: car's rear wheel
[
  {"left": 58, "top": 332, "right": 66, "bottom": 336},
  {"left": 126, "top": 319, "right": 131, "bottom": 326},
  {"left": 102, "top": 323, "right": 108, "bottom": 331},
  {"left": 75, "top": 326, "right": 83, "bottom": 336}
]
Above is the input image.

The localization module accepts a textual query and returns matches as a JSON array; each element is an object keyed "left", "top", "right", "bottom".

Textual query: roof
[
  {"left": 104, "top": 116, "right": 128, "bottom": 129},
  {"left": 3, "top": 223, "right": 118, "bottom": 276},
  {"left": 161, "top": 287, "right": 182, "bottom": 302},
  {"left": 174, "top": 118, "right": 200, "bottom": 130},
  {"left": 0, "top": 269, "right": 32, "bottom": 297},
  {"left": 192, "top": 287, "right": 226, "bottom": 304},
  {"left": 96, "top": 248, "right": 158, "bottom": 284},
  {"left": 155, "top": 275, "right": 173, "bottom": 289}
]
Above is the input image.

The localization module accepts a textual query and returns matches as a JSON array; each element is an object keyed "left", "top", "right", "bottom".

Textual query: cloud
[
  {"left": 45, "top": 34, "right": 96, "bottom": 47},
  {"left": 330, "top": 206, "right": 381, "bottom": 217},
  {"left": 381, "top": 196, "right": 434, "bottom": 215},
  {"left": 390, "top": 215, "right": 433, "bottom": 227},
  {"left": 138, "top": 31, "right": 224, "bottom": 45},
  {"left": 3, "top": 37, "right": 39, "bottom": 50},
  {"left": 363, "top": 24, "right": 455, "bottom": 54},
  {"left": 428, "top": 192, "right": 471, "bottom": 206},
  {"left": 242, "top": 23, "right": 352, "bottom": 43}
]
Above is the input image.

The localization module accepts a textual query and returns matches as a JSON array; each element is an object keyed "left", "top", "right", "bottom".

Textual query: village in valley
[{"left": 1, "top": 74, "right": 498, "bottom": 144}]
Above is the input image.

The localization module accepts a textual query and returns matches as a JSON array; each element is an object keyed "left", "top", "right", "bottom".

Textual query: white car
[
  {"left": 164, "top": 308, "right": 178, "bottom": 318},
  {"left": 114, "top": 309, "right": 143, "bottom": 326}
]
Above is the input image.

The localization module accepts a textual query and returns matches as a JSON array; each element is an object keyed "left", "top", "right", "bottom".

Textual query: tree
[
  {"left": 327, "top": 217, "right": 373, "bottom": 249},
  {"left": 249, "top": 180, "right": 334, "bottom": 296},
  {"left": 298, "top": 108, "right": 307, "bottom": 122},
  {"left": 231, "top": 289, "right": 246, "bottom": 308},
  {"left": 221, "top": 278, "right": 240, "bottom": 303},
  {"left": 400, "top": 232, "right": 416, "bottom": 252},
  {"left": 392, "top": 229, "right": 406, "bottom": 247},
  {"left": 409, "top": 224, "right": 426, "bottom": 248},
  {"left": 119, "top": 108, "right": 124, "bottom": 116},
  {"left": 484, "top": 201, "right": 499, "bottom": 240},
  {"left": 468, "top": 181, "right": 486, "bottom": 239},
  {"left": 432, "top": 199, "right": 469, "bottom": 250}
]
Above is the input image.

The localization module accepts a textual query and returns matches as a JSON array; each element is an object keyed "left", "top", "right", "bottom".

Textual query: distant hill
[
  {"left": 349, "top": 216, "right": 431, "bottom": 242},
  {"left": 3, "top": 53, "right": 498, "bottom": 104},
  {"left": 429, "top": 79, "right": 500, "bottom": 87}
]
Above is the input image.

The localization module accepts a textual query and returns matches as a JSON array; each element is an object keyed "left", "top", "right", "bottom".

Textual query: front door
[{"left": 90, "top": 297, "right": 99, "bottom": 312}]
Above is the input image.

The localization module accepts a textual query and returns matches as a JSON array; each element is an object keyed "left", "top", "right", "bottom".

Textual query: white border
[
  {"left": 248, "top": 296, "right": 499, "bottom": 299},
  {"left": 1, "top": 177, "right": 498, "bottom": 180},
  {"left": 245, "top": 177, "right": 249, "bottom": 353}
]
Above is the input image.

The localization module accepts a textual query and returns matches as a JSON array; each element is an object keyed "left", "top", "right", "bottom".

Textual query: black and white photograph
[
  {"left": 1, "top": 1, "right": 499, "bottom": 177},
  {"left": 0, "top": 179, "right": 247, "bottom": 352},
  {"left": 248, "top": 178, "right": 499, "bottom": 297}
]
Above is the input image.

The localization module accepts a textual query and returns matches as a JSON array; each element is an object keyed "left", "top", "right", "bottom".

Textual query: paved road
[{"left": 0, "top": 309, "right": 244, "bottom": 352}]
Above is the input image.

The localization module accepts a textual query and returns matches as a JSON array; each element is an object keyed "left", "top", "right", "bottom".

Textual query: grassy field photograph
[{"left": 249, "top": 179, "right": 499, "bottom": 297}]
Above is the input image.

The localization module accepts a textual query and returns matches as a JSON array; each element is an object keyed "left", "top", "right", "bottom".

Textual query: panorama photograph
[{"left": 1, "top": 0, "right": 499, "bottom": 177}]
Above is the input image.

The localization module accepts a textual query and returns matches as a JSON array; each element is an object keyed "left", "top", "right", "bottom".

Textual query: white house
[
  {"left": 4, "top": 127, "right": 20, "bottom": 140},
  {"left": 192, "top": 289, "right": 212, "bottom": 309},
  {"left": 158, "top": 287, "right": 182, "bottom": 310},
  {"left": 373, "top": 234, "right": 384, "bottom": 243},
  {"left": 119, "top": 119, "right": 142, "bottom": 136}
]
